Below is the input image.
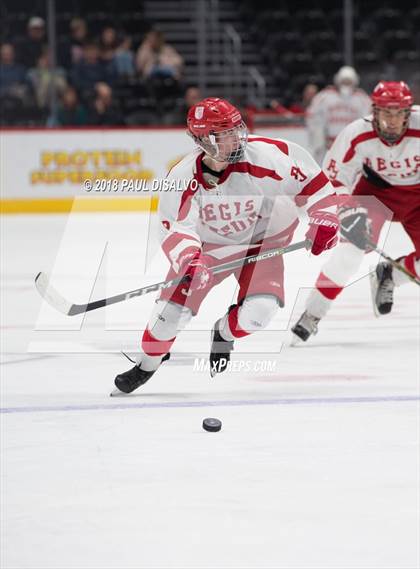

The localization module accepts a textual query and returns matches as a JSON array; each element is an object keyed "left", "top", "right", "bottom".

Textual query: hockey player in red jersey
[
  {"left": 292, "top": 81, "right": 420, "bottom": 343},
  {"left": 114, "top": 97, "right": 339, "bottom": 393}
]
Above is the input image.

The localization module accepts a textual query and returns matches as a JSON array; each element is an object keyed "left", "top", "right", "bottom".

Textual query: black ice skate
[
  {"left": 291, "top": 311, "right": 321, "bottom": 344},
  {"left": 209, "top": 319, "right": 234, "bottom": 377},
  {"left": 112, "top": 353, "right": 170, "bottom": 395},
  {"left": 370, "top": 262, "right": 394, "bottom": 316}
]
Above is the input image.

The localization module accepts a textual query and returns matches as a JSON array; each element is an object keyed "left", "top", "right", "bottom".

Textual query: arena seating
[{"left": 0, "top": 0, "right": 418, "bottom": 125}]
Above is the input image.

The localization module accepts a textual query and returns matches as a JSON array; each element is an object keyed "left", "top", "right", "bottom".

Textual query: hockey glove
[
  {"left": 338, "top": 204, "right": 370, "bottom": 250},
  {"left": 306, "top": 211, "right": 339, "bottom": 255},
  {"left": 179, "top": 251, "right": 214, "bottom": 291}
]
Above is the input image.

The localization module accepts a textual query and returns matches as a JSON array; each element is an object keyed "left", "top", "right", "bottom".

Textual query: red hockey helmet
[
  {"left": 187, "top": 97, "right": 248, "bottom": 163},
  {"left": 371, "top": 81, "right": 413, "bottom": 144},
  {"left": 371, "top": 81, "right": 413, "bottom": 109}
]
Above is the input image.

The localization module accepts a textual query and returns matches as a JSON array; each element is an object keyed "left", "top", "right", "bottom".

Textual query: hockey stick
[
  {"left": 342, "top": 166, "right": 419, "bottom": 285},
  {"left": 362, "top": 164, "right": 392, "bottom": 189},
  {"left": 35, "top": 239, "right": 312, "bottom": 316},
  {"left": 366, "top": 239, "right": 420, "bottom": 286}
]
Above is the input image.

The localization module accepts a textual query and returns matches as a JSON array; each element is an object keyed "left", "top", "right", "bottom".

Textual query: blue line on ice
[{"left": 1, "top": 394, "right": 419, "bottom": 414}]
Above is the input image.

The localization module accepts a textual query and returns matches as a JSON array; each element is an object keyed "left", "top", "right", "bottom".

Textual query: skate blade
[
  {"left": 369, "top": 267, "right": 381, "bottom": 318},
  {"left": 290, "top": 333, "right": 304, "bottom": 347},
  {"left": 109, "top": 388, "right": 127, "bottom": 397}
]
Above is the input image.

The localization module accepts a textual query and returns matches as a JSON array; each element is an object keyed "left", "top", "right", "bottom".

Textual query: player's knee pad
[
  {"left": 237, "top": 294, "right": 280, "bottom": 333},
  {"left": 322, "top": 241, "right": 365, "bottom": 285},
  {"left": 147, "top": 300, "right": 193, "bottom": 340}
]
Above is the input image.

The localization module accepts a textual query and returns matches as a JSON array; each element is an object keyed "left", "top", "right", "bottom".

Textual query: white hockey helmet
[{"left": 334, "top": 66, "right": 359, "bottom": 87}]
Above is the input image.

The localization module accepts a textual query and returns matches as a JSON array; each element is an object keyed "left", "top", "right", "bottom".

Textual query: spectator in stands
[
  {"left": 99, "top": 26, "right": 119, "bottom": 63},
  {"left": 136, "top": 30, "right": 183, "bottom": 112},
  {"left": 0, "top": 43, "right": 27, "bottom": 97},
  {"left": 268, "top": 99, "right": 294, "bottom": 116},
  {"left": 184, "top": 86, "right": 202, "bottom": 107},
  {"left": 89, "top": 82, "right": 123, "bottom": 125},
  {"left": 56, "top": 86, "right": 88, "bottom": 126},
  {"left": 306, "top": 66, "right": 371, "bottom": 163},
  {"left": 289, "top": 83, "right": 319, "bottom": 114},
  {"left": 72, "top": 42, "right": 116, "bottom": 98},
  {"left": 0, "top": 42, "right": 29, "bottom": 126},
  {"left": 18, "top": 17, "right": 47, "bottom": 69},
  {"left": 27, "top": 48, "right": 67, "bottom": 109},
  {"left": 114, "top": 36, "right": 135, "bottom": 78},
  {"left": 136, "top": 30, "right": 183, "bottom": 81},
  {"left": 69, "top": 18, "right": 89, "bottom": 64},
  {"left": 58, "top": 17, "right": 89, "bottom": 67},
  {"left": 165, "top": 85, "right": 202, "bottom": 124}
]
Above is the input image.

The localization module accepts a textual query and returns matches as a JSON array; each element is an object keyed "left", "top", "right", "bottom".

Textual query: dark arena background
[{"left": 1, "top": 1, "right": 419, "bottom": 568}]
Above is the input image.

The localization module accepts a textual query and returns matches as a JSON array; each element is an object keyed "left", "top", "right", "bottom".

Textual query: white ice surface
[{"left": 1, "top": 213, "right": 419, "bottom": 569}]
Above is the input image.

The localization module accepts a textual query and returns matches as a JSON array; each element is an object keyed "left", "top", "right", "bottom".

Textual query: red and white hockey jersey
[
  {"left": 306, "top": 86, "right": 371, "bottom": 163},
  {"left": 158, "top": 136, "right": 335, "bottom": 270},
  {"left": 323, "top": 106, "right": 420, "bottom": 194}
]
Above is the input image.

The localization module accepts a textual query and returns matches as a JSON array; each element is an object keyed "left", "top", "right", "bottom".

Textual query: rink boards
[{"left": 0, "top": 126, "right": 308, "bottom": 213}]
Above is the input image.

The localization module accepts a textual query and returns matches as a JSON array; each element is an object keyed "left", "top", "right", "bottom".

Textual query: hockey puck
[{"left": 202, "top": 418, "right": 222, "bottom": 432}]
